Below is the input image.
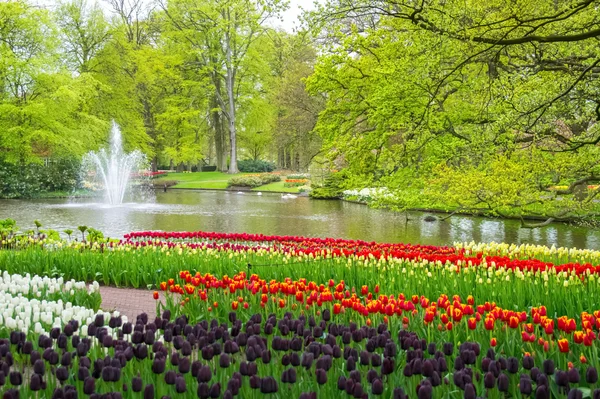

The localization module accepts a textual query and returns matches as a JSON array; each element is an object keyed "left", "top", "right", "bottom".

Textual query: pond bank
[{"left": 340, "top": 199, "right": 597, "bottom": 227}]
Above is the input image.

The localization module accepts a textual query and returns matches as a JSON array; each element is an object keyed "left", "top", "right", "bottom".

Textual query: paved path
[{"left": 99, "top": 286, "right": 166, "bottom": 321}]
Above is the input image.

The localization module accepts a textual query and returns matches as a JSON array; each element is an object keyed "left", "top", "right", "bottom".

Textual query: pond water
[{"left": 0, "top": 190, "right": 599, "bottom": 248}]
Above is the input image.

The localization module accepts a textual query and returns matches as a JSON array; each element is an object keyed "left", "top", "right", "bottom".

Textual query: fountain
[{"left": 82, "top": 121, "right": 147, "bottom": 205}]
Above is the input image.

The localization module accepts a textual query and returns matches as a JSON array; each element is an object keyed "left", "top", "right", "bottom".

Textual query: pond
[{"left": 0, "top": 190, "right": 599, "bottom": 248}]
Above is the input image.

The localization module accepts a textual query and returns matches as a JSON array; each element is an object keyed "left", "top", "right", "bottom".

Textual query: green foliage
[
  {"left": 309, "top": 170, "right": 351, "bottom": 199},
  {"left": 0, "top": 159, "right": 81, "bottom": 199},
  {"left": 237, "top": 159, "right": 276, "bottom": 173},
  {"left": 227, "top": 173, "right": 281, "bottom": 188},
  {"left": 306, "top": 0, "right": 600, "bottom": 220},
  {"left": 86, "top": 228, "right": 104, "bottom": 243}
]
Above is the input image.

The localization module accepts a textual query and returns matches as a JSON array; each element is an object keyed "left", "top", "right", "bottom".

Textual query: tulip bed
[
  {"left": 0, "top": 271, "right": 107, "bottom": 339},
  {"left": 1, "top": 230, "right": 600, "bottom": 397}
]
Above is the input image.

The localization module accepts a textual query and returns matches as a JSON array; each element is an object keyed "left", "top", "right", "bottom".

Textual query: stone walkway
[{"left": 99, "top": 286, "right": 166, "bottom": 321}]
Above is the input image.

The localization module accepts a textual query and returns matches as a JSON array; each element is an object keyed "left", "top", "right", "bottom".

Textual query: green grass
[
  {"left": 155, "top": 172, "right": 237, "bottom": 190},
  {"left": 252, "top": 181, "right": 302, "bottom": 193},
  {"left": 156, "top": 172, "right": 309, "bottom": 193}
]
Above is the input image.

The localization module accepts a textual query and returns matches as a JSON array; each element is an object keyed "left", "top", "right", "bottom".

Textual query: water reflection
[{"left": 0, "top": 190, "right": 598, "bottom": 249}]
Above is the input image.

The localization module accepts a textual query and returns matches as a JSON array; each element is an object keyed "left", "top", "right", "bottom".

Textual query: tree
[
  {"left": 0, "top": 0, "right": 105, "bottom": 164},
  {"left": 306, "top": 0, "right": 600, "bottom": 222},
  {"left": 161, "top": 0, "right": 287, "bottom": 173},
  {"left": 56, "top": 0, "right": 110, "bottom": 74},
  {"left": 269, "top": 32, "right": 323, "bottom": 171}
]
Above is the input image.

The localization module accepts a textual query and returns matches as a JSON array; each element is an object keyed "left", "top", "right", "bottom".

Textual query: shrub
[
  {"left": 0, "top": 158, "right": 80, "bottom": 199},
  {"left": 201, "top": 165, "right": 217, "bottom": 172},
  {"left": 228, "top": 173, "right": 281, "bottom": 188},
  {"left": 238, "top": 159, "right": 276, "bottom": 173},
  {"left": 309, "top": 170, "right": 350, "bottom": 199}
]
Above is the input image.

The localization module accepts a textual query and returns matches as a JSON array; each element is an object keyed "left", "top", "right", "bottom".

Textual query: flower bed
[
  {"left": 1, "top": 229, "right": 600, "bottom": 397},
  {"left": 2, "top": 231, "right": 600, "bottom": 317},
  {"left": 284, "top": 179, "right": 309, "bottom": 188},
  {"left": 0, "top": 272, "right": 106, "bottom": 336}
]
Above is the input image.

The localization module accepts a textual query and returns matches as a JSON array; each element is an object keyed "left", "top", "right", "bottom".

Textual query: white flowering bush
[{"left": 342, "top": 187, "right": 397, "bottom": 203}]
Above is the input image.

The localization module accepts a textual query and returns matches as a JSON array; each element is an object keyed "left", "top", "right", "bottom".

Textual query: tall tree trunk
[
  {"left": 211, "top": 93, "right": 227, "bottom": 172},
  {"left": 225, "top": 28, "right": 238, "bottom": 174}
]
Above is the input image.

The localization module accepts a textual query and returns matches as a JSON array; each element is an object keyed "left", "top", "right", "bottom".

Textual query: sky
[{"left": 33, "top": 0, "right": 317, "bottom": 33}]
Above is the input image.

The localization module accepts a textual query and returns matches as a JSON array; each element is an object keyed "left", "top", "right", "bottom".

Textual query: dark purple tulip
[
  {"left": 556, "top": 370, "right": 569, "bottom": 387},
  {"left": 587, "top": 367, "right": 599, "bottom": 384},
  {"left": 316, "top": 369, "right": 327, "bottom": 385},
  {"left": 249, "top": 375, "right": 261, "bottom": 390},
  {"left": 593, "top": 390, "right": 600, "bottom": 399},
  {"left": 543, "top": 359, "right": 555, "bottom": 375},
  {"left": 507, "top": 357, "right": 518, "bottom": 374},
  {"left": 9, "top": 371, "right": 22, "bottom": 386},
  {"left": 144, "top": 384, "right": 154, "bottom": 399},
  {"left": 181, "top": 341, "right": 192, "bottom": 357},
  {"left": 83, "top": 377, "right": 95, "bottom": 395},
  {"left": 260, "top": 376, "right": 278, "bottom": 394},
  {"left": 33, "top": 359, "right": 45, "bottom": 375},
  {"left": 94, "top": 314, "right": 104, "bottom": 327},
  {"left": 443, "top": 342, "right": 453, "bottom": 356},
  {"left": 56, "top": 367, "right": 69, "bottom": 382},
  {"left": 537, "top": 373, "right": 549, "bottom": 387},
  {"left": 175, "top": 376, "right": 186, "bottom": 394},
  {"left": 536, "top": 385, "right": 550, "bottom": 399},
  {"left": 299, "top": 393, "right": 317, "bottom": 399},
  {"left": 464, "top": 383, "right": 476, "bottom": 399},
  {"left": 197, "top": 382, "right": 210, "bottom": 398},
  {"left": 198, "top": 365, "right": 212, "bottom": 383},
  {"left": 77, "top": 367, "right": 89, "bottom": 381},
  {"left": 393, "top": 387, "right": 407, "bottom": 399},
  {"left": 569, "top": 367, "right": 581, "bottom": 383},
  {"left": 132, "top": 377, "right": 143, "bottom": 392},
  {"left": 52, "top": 388, "right": 64, "bottom": 399},
  {"left": 352, "top": 382, "right": 364, "bottom": 398},
  {"left": 165, "top": 370, "right": 176, "bottom": 385},
  {"left": 484, "top": 372, "right": 495, "bottom": 389},
  {"left": 337, "top": 376, "right": 346, "bottom": 390},
  {"left": 523, "top": 355, "right": 534, "bottom": 370},
  {"left": 498, "top": 373, "right": 509, "bottom": 392},
  {"left": 372, "top": 378, "right": 384, "bottom": 395},
  {"left": 30, "top": 374, "right": 41, "bottom": 391},
  {"left": 531, "top": 367, "right": 540, "bottom": 382},
  {"left": 192, "top": 361, "right": 203, "bottom": 378},
  {"left": 520, "top": 377, "right": 532, "bottom": 395},
  {"left": 418, "top": 383, "right": 432, "bottom": 399},
  {"left": 382, "top": 357, "right": 394, "bottom": 375},
  {"left": 349, "top": 370, "right": 361, "bottom": 384},
  {"left": 367, "top": 369, "right": 379, "bottom": 383},
  {"left": 219, "top": 353, "right": 231, "bottom": 368},
  {"left": 61, "top": 352, "right": 72, "bottom": 367},
  {"left": 345, "top": 379, "right": 355, "bottom": 395},
  {"left": 201, "top": 346, "right": 214, "bottom": 361},
  {"left": 569, "top": 389, "right": 583, "bottom": 399},
  {"left": 151, "top": 357, "right": 165, "bottom": 374},
  {"left": 372, "top": 354, "right": 382, "bottom": 367},
  {"left": 49, "top": 351, "right": 59, "bottom": 365},
  {"left": 22, "top": 341, "right": 33, "bottom": 355},
  {"left": 247, "top": 362, "right": 257, "bottom": 376},
  {"left": 301, "top": 352, "right": 314, "bottom": 369},
  {"left": 178, "top": 357, "right": 190, "bottom": 374}
]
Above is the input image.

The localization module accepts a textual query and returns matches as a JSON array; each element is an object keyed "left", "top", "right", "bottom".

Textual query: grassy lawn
[
  {"left": 155, "top": 172, "right": 308, "bottom": 193},
  {"left": 252, "top": 181, "right": 303, "bottom": 193},
  {"left": 154, "top": 172, "right": 236, "bottom": 190}
]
